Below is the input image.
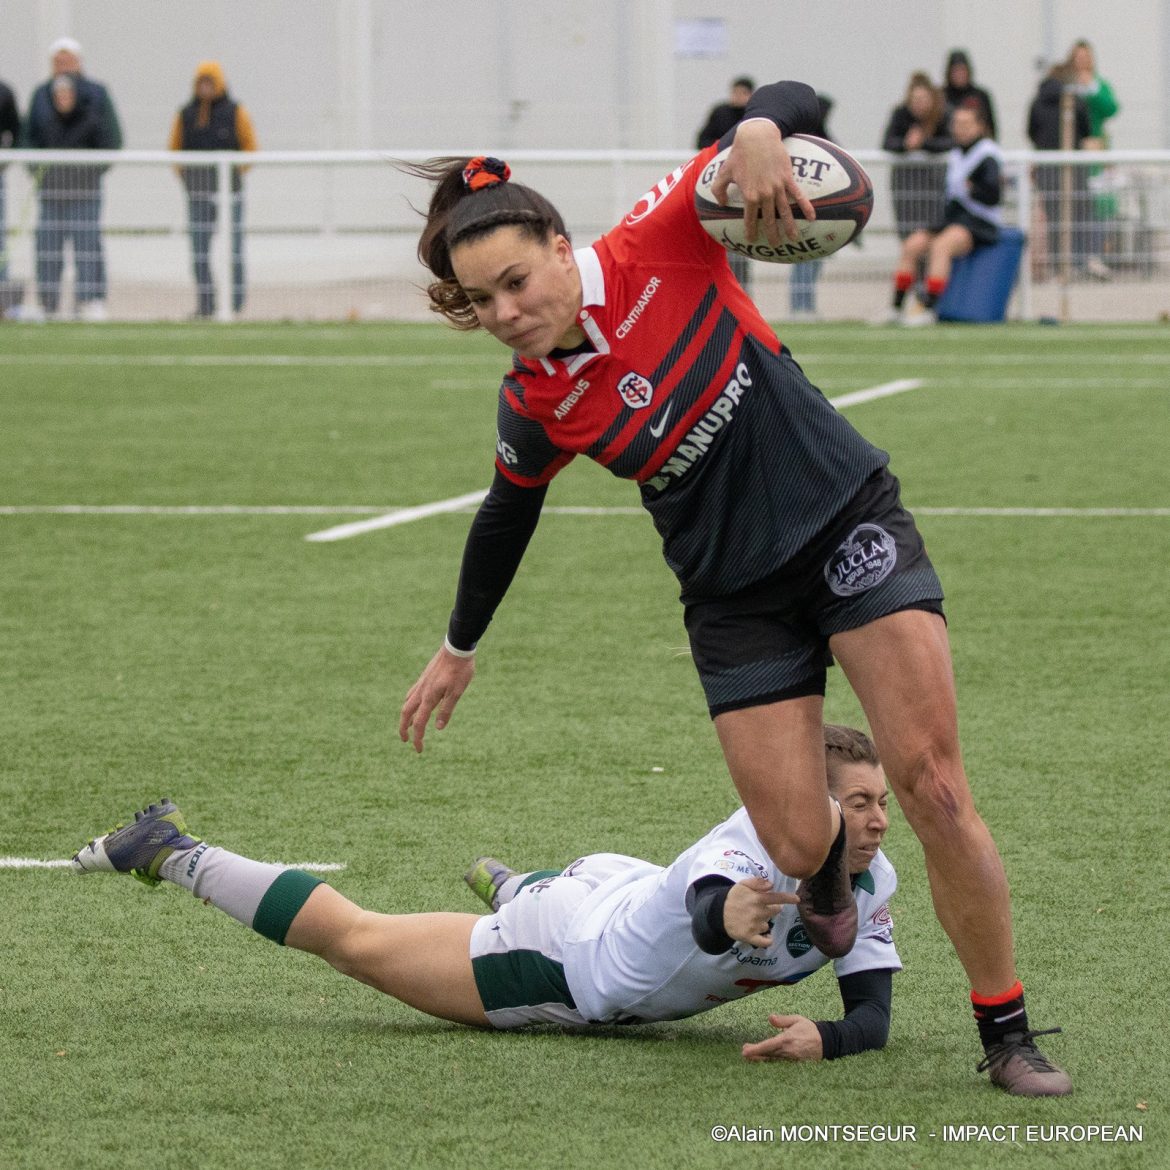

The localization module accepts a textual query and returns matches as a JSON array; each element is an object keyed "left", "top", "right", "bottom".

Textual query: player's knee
[{"left": 893, "top": 744, "right": 971, "bottom": 833}]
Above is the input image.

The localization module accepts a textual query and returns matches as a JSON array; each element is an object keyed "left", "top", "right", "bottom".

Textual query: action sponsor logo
[
  {"left": 719, "top": 230, "right": 829, "bottom": 263},
  {"left": 721, "top": 848, "right": 768, "bottom": 879},
  {"left": 625, "top": 162, "right": 694, "bottom": 224},
  {"left": 495, "top": 434, "right": 518, "bottom": 466},
  {"left": 645, "top": 362, "right": 752, "bottom": 491},
  {"left": 824, "top": 523, "right": 897, "bottom": 597},
  {"left": 554, "top": 378, "right": 590, "bottom": 421},
  {"left": 617, "top": 371, "right": 654, "bottom": 410},
  {"left": 786, "top": 922, "right": 813, "bottom": 957},
  {"left": 731, "top": 945, "right": 777, "bottom": 968},
  {"left": 185, "top": 841, "right": 208, "bottom": 879},
  {"left": 615, "top": 277, "right": 662, "bottom": 339}
]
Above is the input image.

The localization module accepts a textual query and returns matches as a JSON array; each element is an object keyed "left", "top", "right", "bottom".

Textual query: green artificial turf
[{"left": 0, "top": 322, "right": 1165, "bottom": 1169}]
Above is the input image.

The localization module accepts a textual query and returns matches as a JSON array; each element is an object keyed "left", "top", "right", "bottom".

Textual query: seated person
[
  {"left": 74, "top": 725, "right": 900, "bottom": 1063},
  {"left": 886, "top": 102, "right": 1002, "bottom": 324}
]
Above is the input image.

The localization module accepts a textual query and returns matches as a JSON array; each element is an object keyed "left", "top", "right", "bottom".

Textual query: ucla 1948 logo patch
[{"left": 824, "top": 523, "right": 897, "bottom": 597}]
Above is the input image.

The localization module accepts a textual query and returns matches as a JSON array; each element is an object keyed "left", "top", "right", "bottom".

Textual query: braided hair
[{"left": 404, "top": 155, "right": 570, "bottom": 329}]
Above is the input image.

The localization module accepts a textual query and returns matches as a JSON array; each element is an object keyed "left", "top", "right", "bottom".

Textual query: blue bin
[{"left": 936, "top": 227, "right": 1026, "bottom": 323}]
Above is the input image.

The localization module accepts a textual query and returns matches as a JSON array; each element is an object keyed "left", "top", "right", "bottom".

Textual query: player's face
[
  {"left": 453, "top": 227, "right": 585, "bottom": 358},
  {"left": 950, "top": 107, "right": 982, "bottom": 147},
  {"left": 830, "top": 762, "right": 890, "bottom": 874}
]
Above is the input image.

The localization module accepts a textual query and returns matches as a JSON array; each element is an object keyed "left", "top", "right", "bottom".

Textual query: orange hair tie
[{"left": 462, "top": 156, "right": 511, "bottom": 192}]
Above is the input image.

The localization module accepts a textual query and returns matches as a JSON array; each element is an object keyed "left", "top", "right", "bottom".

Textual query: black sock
[{"left": 972, "top": 980, "right": 1028, "bottom": 1050}]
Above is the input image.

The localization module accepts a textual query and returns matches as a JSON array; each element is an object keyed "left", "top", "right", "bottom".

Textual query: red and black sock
[
  {"left": 971, "top": 980, "right": 1029, "bottom": 1051},
  {"left": 892, "top": 270, "right": 914, "bottom": 309},
  {"left": 921, "top": 276, "right": 947, "bottom": 309}
]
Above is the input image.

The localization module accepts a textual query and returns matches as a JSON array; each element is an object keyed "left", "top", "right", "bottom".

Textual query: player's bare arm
[{"left": 399, "top": 644, "right": 476, "bottom": 753}]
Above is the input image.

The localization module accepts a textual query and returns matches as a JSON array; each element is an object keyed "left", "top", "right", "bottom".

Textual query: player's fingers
[
  {"left": 711, "top": 169, "right": 731, "bottom": 206},
  {"left": 769, "top": 1014, "right": 801, "bottom": 1028},
  {"left": 434, "top": 690, "right": 462, "bottom": 731}
]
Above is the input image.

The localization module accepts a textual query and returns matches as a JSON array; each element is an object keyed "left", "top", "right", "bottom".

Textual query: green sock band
[
  {"left": 517, "top": 869, "right": 560, "bottom": 890},
  {"left": 252, "top": 870, "right": 324, "bottom": 945}
]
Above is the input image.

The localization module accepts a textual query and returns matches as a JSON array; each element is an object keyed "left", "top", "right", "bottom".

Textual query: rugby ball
[{"left": 694, "top": 134, "right": 873, "bottom": 263}]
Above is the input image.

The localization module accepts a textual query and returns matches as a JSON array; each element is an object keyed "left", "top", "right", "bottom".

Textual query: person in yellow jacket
[{"left": 168, "top": 62, "right": 257, "bottom": 318}]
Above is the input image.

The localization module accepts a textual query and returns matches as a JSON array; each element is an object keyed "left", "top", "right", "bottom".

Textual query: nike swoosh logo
[{"left": 648, "top": 404, "right": 673, "bottom": 439}]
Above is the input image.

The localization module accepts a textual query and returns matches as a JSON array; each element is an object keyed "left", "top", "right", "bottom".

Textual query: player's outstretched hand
[
  {"left": 711, "top": 118, "right": 815, "bottom": 246},
  {"left": 399, "top": 644, "right": 476, "bottom": 753},
  {"left": 742, "top": 1013, "right": 825, "bottom": 1063},
  {"left": 723, "top": 876, "right": 798, "bottom": 948}
]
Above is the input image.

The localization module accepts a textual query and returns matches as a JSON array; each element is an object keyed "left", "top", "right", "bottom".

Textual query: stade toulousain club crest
[
  {"left": 824, "top": 523, "right": 897, "bottom": 598},
  {"left": 617, "top": 372, "right": 654, "bottom": 410}
]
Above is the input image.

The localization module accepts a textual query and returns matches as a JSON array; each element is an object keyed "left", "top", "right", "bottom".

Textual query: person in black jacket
[
  {"left": 26, "top": 74, "right": 111, "bottom": 319},
  {"left": 168, "top": 61, "right": 259, "bottom": 318},
  {"left": 943, "top": 50, "right": 997, "bottom": 140},
  {"left": 886, "top": 104, "right": 1003, "bottom": 324},
  {"left": 1027, "top": 63, "right": 1096, "bottom": 280},
  {"left": 0, "top": 77, "right": 20, "bottom": 285},
  {"left": 24, "top": 37, "right": 122, "bottom": 319},
  {"left": 696, "top": 76, "right": 755, "bottom": 293},
  {"left": 881, "top": 72, "right": 952, "bottom": 240}
]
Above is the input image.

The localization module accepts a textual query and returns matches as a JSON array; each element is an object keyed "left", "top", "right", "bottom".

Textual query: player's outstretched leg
[{"left": 72, "top": 799, "right": 202, "bottom": 886}]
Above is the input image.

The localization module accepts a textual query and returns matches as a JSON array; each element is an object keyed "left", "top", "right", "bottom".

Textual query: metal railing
[{"left": 1, "top": 148, "right": 1168, "bottom": 323}]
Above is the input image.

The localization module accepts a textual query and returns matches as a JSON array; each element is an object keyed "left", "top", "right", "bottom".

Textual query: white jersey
[{"left": 560, "top": 807, "right": 900, "bottom": 1025}]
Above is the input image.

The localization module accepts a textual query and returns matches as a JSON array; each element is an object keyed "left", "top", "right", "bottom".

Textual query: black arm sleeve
[
  {"left": 445, "top": 468, "right": 548, "bottom": 651},
  {"left": 814, "top": 968, "right": 894, "bottom": 1060},
  {"left": 722, "top": 80, "right": 823, "bottom": 147},
  {"left": 686, "top": 875, "right": 736, "bottom": 955},
  {"left": 968, "top": 156, "right": 1002, "bottom": 207}
]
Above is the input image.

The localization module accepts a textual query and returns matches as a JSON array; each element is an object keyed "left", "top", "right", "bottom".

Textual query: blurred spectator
[
  {"left": 1069, "top": 39, "right": 1120, "bottom": 272},
  {"left": 1, "top": 77, "right": 19, "bottom": 285},
  {"left": 942, "top": 50, "right": 997, "bottom": 140},
  {"left": 885, "top": 104, "right": 1002, "bottom": 326},
  {"left": 169, "top": 61, "right": 258, "bottom": 319},
  {"left": 696, "top": 75, "right": 755, "bottom": 149},
  {"left": 696, "top": 76, "right": 755, "bottom": 293},
  {"left": 24, "top": 38, "right": 121, "bottom": 320},
  {"left": 1027, "top": 63, "right": 1100, "bottom": 280},
  {"left": 24, "top": 74, "right": 112, "bottom": 321},
  {"left": 1068, "top": 40, "right": 1119, "bottom": 144},
  {"left": 881, "top": 71, "right": 952, "bottom": 240},
  {"left": 788, "top": 92, "right": 835, "bottom": 320}
]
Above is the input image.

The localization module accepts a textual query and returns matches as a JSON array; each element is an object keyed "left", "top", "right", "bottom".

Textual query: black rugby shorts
[{"left": 684, "top": 468, "right": 944, "bottom": 716}]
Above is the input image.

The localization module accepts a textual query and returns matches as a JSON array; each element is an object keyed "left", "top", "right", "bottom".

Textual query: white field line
[
  {"left": 303, "top": 489, "right": 490, "bottom": 542},
  {"left": 0, "top": 857, "right": 347, "bottom": 872},
  {"left": 0, "top": 505, "right": 388, "bottom": 516},
  {"left": 300, "top": 379, "right": 927, "bottom": 541},
  {"left": 829, "top": 378, "right": 923, "bottom": 408}
]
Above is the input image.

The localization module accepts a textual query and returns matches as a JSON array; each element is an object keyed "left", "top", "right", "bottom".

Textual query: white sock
[{"left": 160, "top": 843, "right": 292, "bottom": 930}]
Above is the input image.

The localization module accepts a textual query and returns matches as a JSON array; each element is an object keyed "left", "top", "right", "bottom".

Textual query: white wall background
[{"left": 1, "top": 0, "right": 1167, "bottom": 153}]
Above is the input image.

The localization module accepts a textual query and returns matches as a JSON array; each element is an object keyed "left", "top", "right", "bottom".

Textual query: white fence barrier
[{"left": 1, "top": 148, "right": 1168, "bottom": 323}]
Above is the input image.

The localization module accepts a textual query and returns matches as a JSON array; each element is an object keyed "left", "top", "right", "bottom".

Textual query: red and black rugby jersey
[{"left": 492, "top": 140, "right": 887, "bottom": 601}]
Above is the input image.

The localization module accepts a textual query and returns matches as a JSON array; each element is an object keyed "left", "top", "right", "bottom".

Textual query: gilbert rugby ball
[{"left": 694, "top": 133, "right": 873, "bottom": 263}]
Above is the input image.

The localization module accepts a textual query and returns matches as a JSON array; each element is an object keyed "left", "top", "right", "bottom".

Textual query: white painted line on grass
[
  {"left": 304, "top": 489, "right": 490, "bottom": 542},
  {"left": 916, "top": 507, "right": 1170, "bottom": 517},
  {"left": 829, "top": 379, "right": 923, "bottom": 408},
  {"left": 0, "top": 856, "right": 348, "bottom": 873},
  {"left": 0, "top": 353, "right": 502, "bottom": 368},
  {"left": 299, "top": 380, "right": 926, "bottom": 542},
  {"left": 0, "top": 505, "right": 389, "bottom": 516}
]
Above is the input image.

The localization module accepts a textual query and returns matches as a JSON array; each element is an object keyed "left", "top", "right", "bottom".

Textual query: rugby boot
[
  {"left": 72, "top": 800, "right": 201, "bottom": 887},
  {"left": 464, "top": 856, "right": 516, "bottom": 912},
  {"left": 977, "top": 1028, "right": 1073, "bottom": 1096},
  {"left": 795, "top": 803, "right": 857, "bottom": 958}
]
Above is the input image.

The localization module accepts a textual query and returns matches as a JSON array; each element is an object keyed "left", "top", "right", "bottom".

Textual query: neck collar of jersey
[{"left": 537, "top": 246, "right": 608, "bottom": 376}]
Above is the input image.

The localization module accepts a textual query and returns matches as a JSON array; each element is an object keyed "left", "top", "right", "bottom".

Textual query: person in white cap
[{"left": 23, "top": 37, "right": 121, "bottom": 320}]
